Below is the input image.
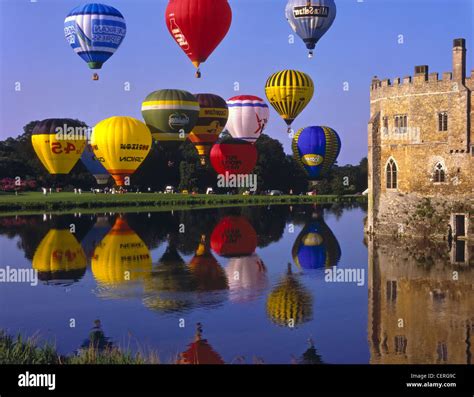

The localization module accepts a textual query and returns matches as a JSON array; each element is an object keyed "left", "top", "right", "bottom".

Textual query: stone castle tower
[{"left": 367, "top": 38, "right": 474, "bottom": 245}]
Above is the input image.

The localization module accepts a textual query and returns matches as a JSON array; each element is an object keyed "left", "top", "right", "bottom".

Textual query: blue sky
[{"left": 0, "top": 0, "right": 472, "bottom": 165}]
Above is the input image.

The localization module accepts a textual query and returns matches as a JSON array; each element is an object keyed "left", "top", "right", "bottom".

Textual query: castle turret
[{"left": 453, "top": 38, "right": 466, "bottom": 83}]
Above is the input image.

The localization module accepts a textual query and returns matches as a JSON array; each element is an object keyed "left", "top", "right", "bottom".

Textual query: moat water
[{"left": 0, "top": 204, "right": 472, "bottom": 364}]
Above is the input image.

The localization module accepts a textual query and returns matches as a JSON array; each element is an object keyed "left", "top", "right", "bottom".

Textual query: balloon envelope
[
  {"left": 64, "top": 3, "right": 126, "bottom": 70},
  {"left": 210, "top": 138, "right": 257, "bottom": 175},
  {"left": 141, "top": 89, "right": 200, "bottom": 143},
  {"left": 165, "top": 0, "right": 232, "bottom": 75},
  {"left": 285, "top": 0, "right": 336, "bottom": 56},
  {"left": 265, "top": 70, "right": 314, "bottom": 130},
  {"left": 81, "top": 144, "right": 110, "bottom": 184},
  {"left": 31, "top": 119, "right": 87, "bottom": 175},
  {"left": 292, "top": 126, "right": 341, "bottom": 180},
  {"left": 226, "top": 95, "right": 269, "bottom": 144},
  {"left": 91, "top": 116, "right": 152, "bottom": 186},
  {"left": 188, "top": 93, "right": 228, "bottom": 161}
]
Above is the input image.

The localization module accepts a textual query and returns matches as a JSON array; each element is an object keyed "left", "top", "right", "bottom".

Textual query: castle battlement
[
  {"left": 367, "top": 38, "right": 473, "bottom": 242},
  {"left": 370, "top": 39, "right": 473, "bottom": 100}
]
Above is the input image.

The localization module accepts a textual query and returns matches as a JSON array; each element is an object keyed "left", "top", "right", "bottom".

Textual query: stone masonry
[{"left": 367, "top": 39, "right": 474, "bottom": 242}]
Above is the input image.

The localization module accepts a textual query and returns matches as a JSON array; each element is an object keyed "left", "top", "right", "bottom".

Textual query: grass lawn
[{"left": 0, "top": 191, "right": 367, "bottom": 216}]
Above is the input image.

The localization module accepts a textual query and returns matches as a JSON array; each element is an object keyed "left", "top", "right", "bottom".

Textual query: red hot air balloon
[
  {"left": 210, "top": 138, "right": 257, "bottom": 175},
  {"left": 165, "top": 0, "right": 232, "bottom": 78},
  {"left": 211, "top": 216, "right": 257, "bottom": 257}
]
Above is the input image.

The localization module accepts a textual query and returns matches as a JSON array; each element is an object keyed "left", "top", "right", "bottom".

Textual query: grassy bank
[
  {"left": 0, "top": 192, "right": 367, "bottom": 216},
  {"left": 0, "top": 330, "right": 160, "bottom": 365}
]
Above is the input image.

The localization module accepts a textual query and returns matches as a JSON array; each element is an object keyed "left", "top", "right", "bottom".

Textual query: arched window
[
  {"left": 433, "top": 162, "right": 446, "bottom": 183},
  {"left": 386, "top": 159, "right": 397, "bottom": 189}
]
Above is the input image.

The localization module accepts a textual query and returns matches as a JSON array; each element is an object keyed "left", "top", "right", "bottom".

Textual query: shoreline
[{"left": 0, "top": 192, "right": 367, "bottom": 216}]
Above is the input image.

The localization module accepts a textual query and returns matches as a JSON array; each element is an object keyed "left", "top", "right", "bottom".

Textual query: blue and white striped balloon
[
  {"left": 285, "top": 0, "right": 336, "bottom": 58},
  {"left": 64, "top": 3, "right": 126, "bottom": 71}
]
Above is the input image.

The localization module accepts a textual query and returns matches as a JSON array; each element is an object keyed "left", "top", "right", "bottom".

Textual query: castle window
[
  {"left": 438, "top": 112, "right": 448, "bottom": 131},
  {"left": 433, "top": 162, "right": 446, "bottom": 183},
  {"left": 383, "top": 116, "right": 388, "bottom": 130},
  {"left": 386, "top": 159, "right": 398, "bottom": 189},
  {"left": 394, "top": 115, "right": 407, "bottom": 133}
]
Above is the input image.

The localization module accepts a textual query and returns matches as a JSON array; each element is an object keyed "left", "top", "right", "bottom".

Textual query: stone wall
[{"left": 367, "top": 38, "right": 473, "bottom": 240}]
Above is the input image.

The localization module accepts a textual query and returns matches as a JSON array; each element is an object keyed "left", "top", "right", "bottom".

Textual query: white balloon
[{"left": 226, "top": 95, "right": 270, "bottom": 143}]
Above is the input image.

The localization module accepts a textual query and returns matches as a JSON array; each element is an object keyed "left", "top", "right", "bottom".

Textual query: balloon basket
[{"left": 93, "top": 73, "right": 99, "bottom": 81}]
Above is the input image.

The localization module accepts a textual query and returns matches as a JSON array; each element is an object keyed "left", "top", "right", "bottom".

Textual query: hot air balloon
[
  {"left": 292, "top": 126, "right": 341, "bottom": 181},
  {"left": 91, "top": 217, "right": 152, "bottom": 287},
  {"left": 265, "top": 70, "right": 314, "bottom": 133},
  {"left": 266, "top": 264, "right": 313, "bottom": 327},
  {"left": 91, "top": 116, "right": 152, "bottom": 186},
  {"left": 81, "top": 144, "right": 110, "bottom": 185},
  {"left": 292, "top": 212, "right": 341, "bottom": 270},
  {"left": 226, "top": 95, "right": 270, "bottom": 143},
  {"left": 286, "top": 0, "right": 336, "bottom": 58},
  {"left": 188, "top": 93, "right": 229, "bottom": 165},
  {"left": 165, "top": 0, "right": 232, "bottom": 78},
  {"left": 32, "top": 229, "right": 87, "bottom": 285},
  {"left": 31, "top": 119, "right": 87, "bottom": 175},
  {"left": 211, "top": 216, "right": 257, "bottom": 257},
  {"left": 141, "top": 89, "right": 200, "bottom": 146},
  {"left": 225, "top": 253, "right": 268, "bottom": 303},
  {"left": 210, "top": 138, "right": 258, "bottom": 175},
  {"left": 64, "top": 3, "right": 127, "bottom": 80},
  {"left": 177, "top": 323, "right": 225, "bottom": 364}
]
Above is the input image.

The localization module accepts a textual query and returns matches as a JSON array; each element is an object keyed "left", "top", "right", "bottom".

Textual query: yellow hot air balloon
[
  {"left": 91, "top": 116, "right": 152, "bottom": 186},
  {"left": 31, "top": 119, "right": 87, "bottom": 174},
  {"left": 264, "top": 70, "right": 314, "bottom": 133},
  {"left": 91, "top": 217, "right": 152, "bottom": 287},
  {"left": 32, "top": 229, "right": 87, "bottom": 284}
]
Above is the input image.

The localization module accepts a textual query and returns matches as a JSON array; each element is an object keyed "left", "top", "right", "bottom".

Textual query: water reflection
[
  {"left": 368, "top": 236, "right": 474, "bottom": 364},
  {"left": 14, "top": 204, "right": 474, "bottom": 364},
  {"left": 92, "top": 217, "right": 152, "bottom": 301},
  {"left": 226, "top": 254, "right": 268, "bottom": 303},
  {"left": 292, "top": 208, "right": 341, "bottom": 270},
  {"left": 177, "top": 323, "right": 224, "bottom": 365},
  {"left": 32, "top": 229, "right": 87, "bottom": 285},
  {"left": 266, "top": 263, "right": 313, "bottom": 328}
]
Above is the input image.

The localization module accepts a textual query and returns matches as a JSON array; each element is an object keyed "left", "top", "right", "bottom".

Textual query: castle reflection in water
[{"left": 368, "top": 236, "right": 473, "bottom": 364}]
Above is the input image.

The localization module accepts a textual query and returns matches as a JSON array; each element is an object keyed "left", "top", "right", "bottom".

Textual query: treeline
[{"left": 0, "top": 122, "right": 367, "bottom": 195}]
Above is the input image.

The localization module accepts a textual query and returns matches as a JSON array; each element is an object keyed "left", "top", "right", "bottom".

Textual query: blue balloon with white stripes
[
  {"left": 64, "top": 3, "right": 126, "bottom": 77},
  {"left": 285, "top": 0, "right": 336, "bottom": 58},
  {"left": 81, "top": 144, "right": 110, "bottom": 185}
]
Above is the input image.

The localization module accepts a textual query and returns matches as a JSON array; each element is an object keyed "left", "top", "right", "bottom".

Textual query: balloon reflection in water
[
  {"left": 177, "top": 323, "right": 224, "bottom": 364},
  {"left": 91, "top": 217, "right": 152, "bottom": 298},
  {"left": 189, "top": 234, "right": 228, "bottom": 291},
  {"left": 80, "top": 216, "right": 111, "bottom": 262},
  {"left": 211, "top": 216, "right": 257, "bottom": 257},
  {"left": 32, "top": 229, "right": 87, "bottom": 285},
  {"left": 292, "top": 211, "right": 341, "bottom": 270},
  {"left": 225, "top": 253, "right": 268, "bottom": 303},
  {"left": 266, "top": 264, "right": 313, "bottom": 327},
  {"left": 143, "top": 242, "right": 196, "bottom": 313}
]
